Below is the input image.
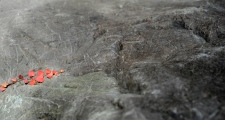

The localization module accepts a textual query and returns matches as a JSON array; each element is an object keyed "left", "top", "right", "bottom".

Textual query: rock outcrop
[{"left": 0, "top": 0, "right": 225, "bottom": 120}]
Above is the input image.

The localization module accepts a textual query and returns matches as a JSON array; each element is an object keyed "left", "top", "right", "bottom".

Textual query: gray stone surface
[{"left": 0, "top": 0, "right": 225, "bottom": 120}]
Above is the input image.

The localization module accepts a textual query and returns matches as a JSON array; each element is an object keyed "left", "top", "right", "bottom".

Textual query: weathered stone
[{"left": 0, "top": 0, "right": 225, "bottom": 120}]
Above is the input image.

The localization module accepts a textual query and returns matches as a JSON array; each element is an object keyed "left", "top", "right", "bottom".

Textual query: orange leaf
[
  {"left": 0, "top": 87, "right": 6, "bottom": 92},
  {"left": 18, "top": 74, "right": 24, "bottom": 79},
  {"left": 1, "top": 82, "right": 9, "bottom": 88},
  {"left": 47, "top": 72, "right": 53, "bottom": 79},
  {"left": 60, "top": 69, "right": 64, "bottom": 73},
  {"left": 37, "top": 70, "right": 44, "bottom": 77},
  {"left": 28, "top": 70, "right": 35, "bottom": 78},
  {"left": 29, "top": 79, "right": 36, "bottom": 85},
  {"left": 45, "top": 68, "right": 51, "bottom": 75},
  {"left": 23, "top": 79, "right": 29, "bottom": 84},
  {"left": 36, "top": 76, "right": 44, "bottom": 83},
  {"left": 11, "top": 78, "right": 17, "bottom": 83}
]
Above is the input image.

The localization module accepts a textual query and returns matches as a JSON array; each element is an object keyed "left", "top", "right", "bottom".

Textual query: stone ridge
[{"left": 0, "top": 0, "right": 225, "bottom": 120}]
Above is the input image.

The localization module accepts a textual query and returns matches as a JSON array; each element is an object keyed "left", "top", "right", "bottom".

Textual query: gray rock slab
[{"left": 0, "top": 0, "right": 225, "bottom": 120}]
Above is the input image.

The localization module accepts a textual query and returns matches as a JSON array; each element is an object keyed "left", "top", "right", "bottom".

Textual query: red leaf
[
  {"left": 54, "top": 71, "right": 59, "bottom": 76},
  {"left": 18, "top": 74, "right": 24, "bottom": 79},
  {"left": 11, "top": 78, "right": 17, "bottom": 83},
  {"left": 23, "top": 79, "right": 29, "bottom": 84},
  {"left": 36, "top": 76, "right": 44, "bottom": 83},
  {"left": 37, "top": 70, "right": 44, "bottom": 77},
  {"left": 29, "top": 79, "right": 36, "bottom": 85},
  {"left": 47, "top": 72, "right": 53, "bottom": 79},
  {"left": 45, "top": 68, "right": 51, "bottom": 75},
  {"left": 28, "top": 70, "right": 35, "bottom": 78},
  {"left": 52, "top": 70, "right": 58, "bottom": 76},
  {"left": 52, "top": 70, "right": 56, "bottom": 74},
  {"left": 0, "top": 87, "right": 6, "bottom": 92}
]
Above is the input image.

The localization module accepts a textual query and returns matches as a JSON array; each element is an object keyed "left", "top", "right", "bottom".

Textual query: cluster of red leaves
[{"left": 0, "top": 69, "right": 64, "bottom": 92}]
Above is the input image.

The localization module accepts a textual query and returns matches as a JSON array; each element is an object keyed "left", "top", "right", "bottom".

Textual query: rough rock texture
[{"left": 0, "top": 0, "right": 225, "bottom": 120}]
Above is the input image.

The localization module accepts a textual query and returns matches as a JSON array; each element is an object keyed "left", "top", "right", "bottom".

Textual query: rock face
[{"left": 0, "top": 0, "right": 225, "bottom": 120}]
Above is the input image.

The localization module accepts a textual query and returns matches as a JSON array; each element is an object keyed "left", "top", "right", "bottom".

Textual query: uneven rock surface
[{"left": 0, "top": 0, "right": 225, "bottom": 120}]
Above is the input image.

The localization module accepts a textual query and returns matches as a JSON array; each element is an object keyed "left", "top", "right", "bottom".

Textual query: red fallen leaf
[
  {"left": 23, "top": 79, "right": 29, "bottom": 84},
  {"left": 1, "top": 82, "right": 9, "bottom": 88},
  {"left": 28, "top": 70, "right": 35, "bottom": 78},
  {"left": 18, "top": 74, "right": 24, "bottom": 79},
  {"left": 11, "top": 78, "right": 17, "bottom": 83},
  {"left": 60, "top": 69, "right": 64, "bottom": 73},
  {"left": 0, "top": 87, "right": 6, "bottom": 92},
  {"left": 52, "top": 70, "right": 58, "bottom": 76},
  {"left": 45, "top": 68, "right": 51, "bottom": 75},
  {"left": 52, "top": 70, "right": 56, "bottom": 74},
  {"left": 54, "top": 71, "right": 59, "bottom": 76},
  {"left": 37, "top": 70, "right": 44, "bottom": 77},
  {"left": 36, "top": 76, "right": 44, "bottom": 83},
  {"left": 47, "top": 72, "right": 53, "bottom": 79},
  {"left": 29, "top": 79, "right": 36, "bottom": 86}
]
